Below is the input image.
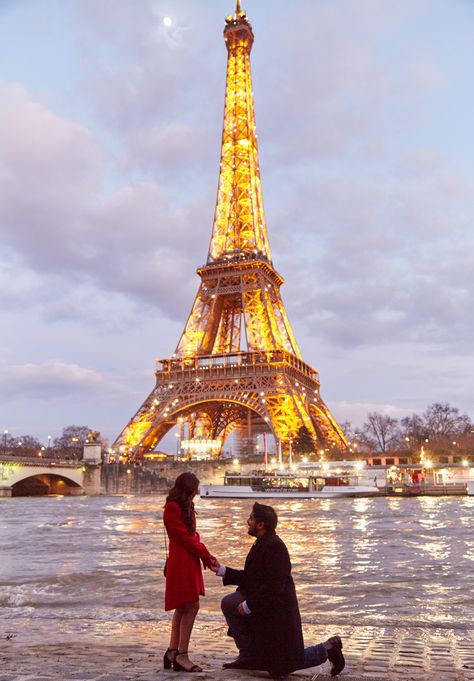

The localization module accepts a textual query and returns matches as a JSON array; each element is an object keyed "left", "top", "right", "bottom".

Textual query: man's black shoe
[
  {"left": 324, "top": 636, "right": 345, "bottom": 677},
  {"left": 222, "top": 657, "right": 254, "bottom": 670}
]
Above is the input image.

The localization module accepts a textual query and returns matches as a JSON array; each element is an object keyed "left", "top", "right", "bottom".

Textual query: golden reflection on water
[
  {"left": 4, "top": 494, "right": 474, "bottom": 629},
  {"left": 350, "top": 498, "right": 379, "bottom": 575},
  {"left": 277, "top": 500, "right": 342, "bottom": 572},
  {"left": 386, "top": 497, "right": 403, "bottom": 511}
]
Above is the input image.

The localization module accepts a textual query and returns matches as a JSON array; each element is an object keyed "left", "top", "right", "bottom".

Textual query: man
[{"left": 210, "top": 502, "right": 345, "bottom": 679}]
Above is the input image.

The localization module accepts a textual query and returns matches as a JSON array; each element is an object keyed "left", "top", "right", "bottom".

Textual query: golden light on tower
[{"left": 113, "top": 4, "right": 348, "bottom": 460}]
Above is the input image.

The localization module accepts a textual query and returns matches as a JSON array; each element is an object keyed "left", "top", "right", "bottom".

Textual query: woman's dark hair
[{"left": 166, "top": 472, "right": 200, "bottom": 532}]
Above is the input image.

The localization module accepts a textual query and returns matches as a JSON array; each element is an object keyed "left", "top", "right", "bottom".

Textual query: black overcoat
[{"left": 223, "top": 530, "right": 305, "bottom": 677}]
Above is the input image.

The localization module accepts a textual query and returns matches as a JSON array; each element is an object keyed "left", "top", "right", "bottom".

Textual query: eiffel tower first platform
[{"left": 113, "top": 2, "right": 348, "bottom": 461}]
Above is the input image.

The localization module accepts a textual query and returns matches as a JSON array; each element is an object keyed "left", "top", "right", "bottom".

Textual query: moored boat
[{"left": 200, "top": 467, "right": 379, "bottom": 499}]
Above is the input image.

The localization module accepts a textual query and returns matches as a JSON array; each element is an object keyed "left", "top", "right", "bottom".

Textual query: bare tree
[
  {"left": 362, "top": 412, "right": 400, "bottom": 453},
  {"left": 53, "top": 425, "right": 92, "bottom": 449},
  {"left": 53, "top": 425, "right": 105, "bottom": 460},
  {"left": 399, "top": 414, "right": 430, "bottom": 453},
  {"left": 422, "top": 403, "right": 471, "bottom": 438},
  {"left": 2, "top": 433, "right": 42, "bottom": 456},
  {"left": 17, "top": 435, "right": 43, "bottom": 449},
  {"left": 340, "top": 420, "right": 356, "bottom": 442}
]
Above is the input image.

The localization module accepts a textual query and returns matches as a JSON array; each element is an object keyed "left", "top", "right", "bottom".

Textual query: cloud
[
  {"left": 0, "top": 82, "right": 102, "bottom": 268},
  {"left": 0, "top": 82, "right": 212, "bottom": 323},
  {"left": 0, "top": 357, "right": 128, "bottom": 400},
  {"left": 267, "top": 137, "right": 474, "bottom": 352},
  {"left": 124, "top": 123, "right": 212, "bottom": 177},
  {"left": 1, "top": 0, "right": 473, "bottom": 436},
  {"left": 78, "top": 0, "right": 222, "bottom": 133},
  {"left": 258, "top": 0, "right": 442, "bottom": 166},
  {"left": 332, "top": 400, "right": 409, "bottom": 428}
]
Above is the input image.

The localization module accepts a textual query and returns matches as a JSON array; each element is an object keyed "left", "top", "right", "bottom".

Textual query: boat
[{"left": 200, "top": 465, "right": 380, "bottom": 499}]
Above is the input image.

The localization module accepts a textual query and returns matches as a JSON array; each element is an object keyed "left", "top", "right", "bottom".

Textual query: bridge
[{"left": 0, "top": 456, "right": 101, "bottom": 497}]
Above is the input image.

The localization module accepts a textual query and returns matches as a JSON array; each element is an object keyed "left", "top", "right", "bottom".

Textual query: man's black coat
[{"left": 223, "top": 530, "right": 305, "bottom": 677}]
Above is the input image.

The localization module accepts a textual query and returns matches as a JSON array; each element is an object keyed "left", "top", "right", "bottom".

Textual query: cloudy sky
[{"left": 1, "top": 0, "right": 473, "bottom": 447}]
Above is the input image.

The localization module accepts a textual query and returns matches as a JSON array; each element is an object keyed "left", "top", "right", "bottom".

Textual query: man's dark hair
[{"left": 252, "top": 502, "right": 278, "bottom": 532}]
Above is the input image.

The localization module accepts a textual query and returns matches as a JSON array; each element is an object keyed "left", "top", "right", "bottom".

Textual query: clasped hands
[{"left": 207, "top": 555, "right": 220, "bottom": 572}]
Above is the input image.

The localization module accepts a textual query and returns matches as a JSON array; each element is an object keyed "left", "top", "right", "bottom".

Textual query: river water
[{"left": 1, "top": 494, "right": 473, "bottom": 633}]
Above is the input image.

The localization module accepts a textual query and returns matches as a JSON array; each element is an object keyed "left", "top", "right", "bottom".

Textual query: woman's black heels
[
  {"left": 173, "top": 651, "right": 202, "bottom": 673},
  {"left": 163, "top": 648, "right": 178, "bottom": 669}
]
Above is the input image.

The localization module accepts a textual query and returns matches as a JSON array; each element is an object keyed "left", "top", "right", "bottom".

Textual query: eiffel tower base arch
[{"left": 113, "top": 350, "right": 347, "bottom": 461}]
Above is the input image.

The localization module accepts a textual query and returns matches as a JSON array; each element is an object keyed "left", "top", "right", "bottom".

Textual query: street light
[{"left": 3, "top": 429, "right": 8, "bottom": 454}]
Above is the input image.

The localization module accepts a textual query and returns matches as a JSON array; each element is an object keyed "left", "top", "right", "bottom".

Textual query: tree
[
  {"left": 2, "top": 432, "right": 17, "bottom": 452},
  {"left": 399, "top": 414, "right": 430, "bottom": 452},
  {"left": 340, "top": 420, "right": 360, "bottom": 443},
  {"left": 293, "top": 426, "right": 315, "bottom": 455},
  {"left": 16, "top": 435, "right": 43, "bottom": 449},
  {"left": 53, "top": 425, "right": 105, "bottom": 460},
  {"left": 422, "top": 403, "right": 471, "bottom": 438},
  {"left": 2, "top": 433, "right": 42, "bottom": 455},
  {"left": 53, "top": 425, "right": 94, "bottom": 449},
  {"left": 338, "top": 421, "right": 365, "bottom": 454},
  {"left": 362, "top": 412, "right": 400, "bottom": 453}
]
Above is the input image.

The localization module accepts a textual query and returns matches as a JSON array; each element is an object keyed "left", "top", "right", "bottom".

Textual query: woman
[{"left": 163, "top": 472, "right": 214, "bottom": 672}]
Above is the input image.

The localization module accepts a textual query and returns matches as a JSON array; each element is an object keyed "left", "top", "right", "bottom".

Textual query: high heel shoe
[
  {"left": 173, "top": 651, "right": 202, "bottom": 673},
  {"left": 163, "top": 648, "right": 178, "bottom": 670}
]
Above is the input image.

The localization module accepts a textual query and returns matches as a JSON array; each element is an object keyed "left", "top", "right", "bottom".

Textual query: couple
[{"left": 163, "top": 472, "right": 345, "bottom": 678}]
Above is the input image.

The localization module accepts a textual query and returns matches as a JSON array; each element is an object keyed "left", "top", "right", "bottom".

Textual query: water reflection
[{"left": 1, "top": 495, "right": 474, "bottom": 630}]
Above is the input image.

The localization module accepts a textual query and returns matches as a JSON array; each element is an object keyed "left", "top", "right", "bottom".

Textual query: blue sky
[{"left": 1, "top": 0, "right": 473, "bottom": 446}]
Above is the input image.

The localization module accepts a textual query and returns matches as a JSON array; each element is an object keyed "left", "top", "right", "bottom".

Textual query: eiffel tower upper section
[
  {"left": 208, "top": 2, "right": 271, "bottom": 266},
  {"left": 175, "top": 3, "right": 300, "bottom": 361},
  {"left": 113, "top": 2, "right": 348, "bottom": 459}
]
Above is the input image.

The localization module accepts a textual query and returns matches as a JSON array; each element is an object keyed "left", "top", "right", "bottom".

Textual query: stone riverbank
[{"left": 2, "top": 619, "right": 474, "bottom": 681}]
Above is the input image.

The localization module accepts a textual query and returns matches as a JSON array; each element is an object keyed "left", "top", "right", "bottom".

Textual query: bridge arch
[{"left": 12, "top": 473, "right": 83, "bottom": 497}]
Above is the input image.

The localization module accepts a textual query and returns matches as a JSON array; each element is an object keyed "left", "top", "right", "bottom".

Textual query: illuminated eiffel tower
[{"left": 113, "top": 1, "right": 348, "bottom": 460}]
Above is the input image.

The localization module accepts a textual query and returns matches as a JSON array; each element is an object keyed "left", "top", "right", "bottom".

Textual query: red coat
[{"left": 163, "top": 501, "right": 213, "bottom": 611}]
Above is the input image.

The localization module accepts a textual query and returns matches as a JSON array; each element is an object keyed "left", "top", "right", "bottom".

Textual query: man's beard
[{"left": 248, "top": 527, "right": 257, "bottom": 537}]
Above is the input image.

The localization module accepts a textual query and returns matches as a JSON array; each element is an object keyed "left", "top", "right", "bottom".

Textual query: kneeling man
[{"left": 210, "top": 502, "right": 345, "bottom": 679}]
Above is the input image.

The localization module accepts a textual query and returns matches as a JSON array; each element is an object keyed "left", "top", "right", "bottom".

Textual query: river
[{"left": 1, "top": 494, "right": 473, "bottom": 633}]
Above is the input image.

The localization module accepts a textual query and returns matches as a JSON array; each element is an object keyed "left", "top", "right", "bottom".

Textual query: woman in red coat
[{"left": 163, "top": 472, "right": 214, "bottom": 672}]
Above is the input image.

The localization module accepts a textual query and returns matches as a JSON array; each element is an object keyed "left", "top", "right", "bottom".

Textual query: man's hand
[
  {"left": 237, "top": 602, "right": 250, "bottom": 616},
  {"left": 208, "top": 556, "right": 220, "bottom": 573}
]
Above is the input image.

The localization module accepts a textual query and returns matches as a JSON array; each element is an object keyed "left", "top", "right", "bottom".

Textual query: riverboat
[{"left": 200, "top": 467, "right": 380, "bottom": 499}]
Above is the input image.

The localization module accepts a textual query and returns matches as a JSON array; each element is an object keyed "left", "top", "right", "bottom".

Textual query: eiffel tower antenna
[{"left": 113, "top": 5, "right": 348, "bottom": 461}]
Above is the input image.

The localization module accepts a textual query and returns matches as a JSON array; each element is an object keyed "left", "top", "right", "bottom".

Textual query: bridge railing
[{"left": 0, "top": 454, "right": 86, "bottom": 467}]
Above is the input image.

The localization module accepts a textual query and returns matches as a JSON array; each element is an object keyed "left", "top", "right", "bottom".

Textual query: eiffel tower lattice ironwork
[{"left": 113, "top": 2, "right": 348, "bottom": 460}]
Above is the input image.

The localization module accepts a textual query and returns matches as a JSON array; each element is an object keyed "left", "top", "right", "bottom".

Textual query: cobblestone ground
[{"left": 2, "top": 620, "right": 474, "bottom": 681}]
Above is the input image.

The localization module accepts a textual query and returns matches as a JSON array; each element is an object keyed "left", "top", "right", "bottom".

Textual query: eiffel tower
[{"left": 113, "top": 1, "right": 348, "bottom": 461}]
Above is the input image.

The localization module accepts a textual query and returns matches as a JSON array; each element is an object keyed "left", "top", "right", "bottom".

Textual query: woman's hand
[
  {"left": 208, "top": 556, "right": 221, "bottom": 573},
  {"left": 202, "top": 554, "right": 219, "bottom": 570}
]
